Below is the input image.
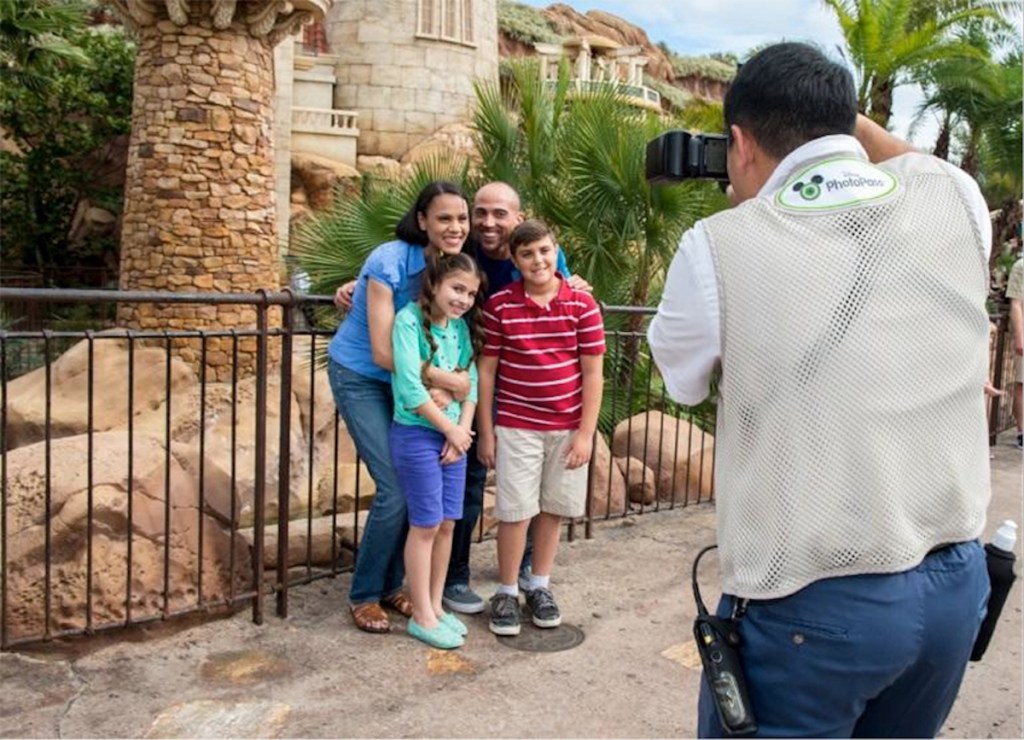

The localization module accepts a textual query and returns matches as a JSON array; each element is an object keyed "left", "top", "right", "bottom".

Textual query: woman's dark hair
[
  {"left": 509, "top": 219, "right": 555, "bottom": 256},
  {"left": 724, "top": 42, "right": 857, "bottom": 161},
  {"left": 395, "top": 181, "right": 468, "bottom": 246},
  {"left": 417, "top": 252, "right": 487, "bottom": 380}
]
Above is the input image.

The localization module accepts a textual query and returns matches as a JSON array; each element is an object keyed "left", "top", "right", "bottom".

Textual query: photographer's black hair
[
  {"left": 395, "top": 180, "right": 468, "bottom": 246},
  {"left": 509, "top": 219, "right": 554, "bottom": 256},
  {"left": 724, "top": 43, "right": 857, "bottom": 161}
]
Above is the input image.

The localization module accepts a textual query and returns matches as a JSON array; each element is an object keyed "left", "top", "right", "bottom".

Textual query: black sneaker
[
  {"left": 525, "top": 587, "right": 562, "bottom": 628},
  {"left": 489, "top": 593, "right": 521, "bottom": 636}
]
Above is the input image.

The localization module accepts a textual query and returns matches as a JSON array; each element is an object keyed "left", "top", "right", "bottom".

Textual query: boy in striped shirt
[{"left": 476, "top": 220, "right": 605, "bottom": 636}]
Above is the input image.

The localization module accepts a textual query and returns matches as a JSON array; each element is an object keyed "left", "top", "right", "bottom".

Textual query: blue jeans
[
  {"left": 328, "top": 359, "right": 407, "bottom": 605},
  {"left": 697, "top": 541, "right": 988, "bottom": 738}
]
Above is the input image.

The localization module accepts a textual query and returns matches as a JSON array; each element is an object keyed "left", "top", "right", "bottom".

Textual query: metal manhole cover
[{"left": 495, "top": 624, "right": 585, "bottom": 652}]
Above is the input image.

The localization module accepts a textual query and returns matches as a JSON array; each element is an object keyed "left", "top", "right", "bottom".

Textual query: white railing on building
[
  {"left": 543, "top": 79, "right": 661, "bottom": 110},
  {"left": 291, "top": 106, "right": 359, "bottom": 134}
]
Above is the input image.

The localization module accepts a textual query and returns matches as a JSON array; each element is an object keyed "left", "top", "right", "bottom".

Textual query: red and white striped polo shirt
[{"left": 482, "top": 278, "right": 605, "bottom": 431}]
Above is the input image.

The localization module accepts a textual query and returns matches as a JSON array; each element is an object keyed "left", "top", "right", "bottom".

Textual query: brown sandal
[
  {"left": 350, "top": 602, "right": 390, "bottom": 633},
  {"left": 380, "top": 592, "right": 414, "bottom": 618}
]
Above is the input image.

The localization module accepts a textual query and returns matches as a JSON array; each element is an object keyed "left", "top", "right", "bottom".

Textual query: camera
[{"left": 646, "top": 130, "right": 729, "bottom": 183}]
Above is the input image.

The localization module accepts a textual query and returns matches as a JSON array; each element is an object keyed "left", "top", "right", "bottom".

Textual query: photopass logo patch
[
  {"left": 777, "top": 157, "right": 899, "bottom": 212},
  {"left": 793, "top": 175, "right": 824, "bottom": 201}
]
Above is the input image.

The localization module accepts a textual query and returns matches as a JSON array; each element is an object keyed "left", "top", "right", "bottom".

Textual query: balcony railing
[
  {"left": 545, "top": 79, "right": 662, "bottom": 110},
  {"left": 291, "top": 106, "right": 359, "bottom": 134}
]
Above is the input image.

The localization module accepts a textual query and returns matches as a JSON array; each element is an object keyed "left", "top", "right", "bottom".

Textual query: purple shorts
[{"left": 389, "top": 423, "right": 467, "bottom": 527}]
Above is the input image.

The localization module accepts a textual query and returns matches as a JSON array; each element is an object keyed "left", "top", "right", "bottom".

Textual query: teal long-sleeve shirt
[{"left": 391, "top": 302, "right": 478, "bottom": 429}]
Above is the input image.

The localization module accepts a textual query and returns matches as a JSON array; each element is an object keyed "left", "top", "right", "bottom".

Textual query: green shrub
[
  {"left": 497, "top": 0, "right": 563, "bottom": 46},
  {"left": 669, "top": 54, "right": 737, "bottom": 83}
]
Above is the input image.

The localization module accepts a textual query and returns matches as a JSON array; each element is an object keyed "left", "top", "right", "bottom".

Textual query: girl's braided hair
[{"left": 417, "top": 251, "right": 487, "bottom": 385}]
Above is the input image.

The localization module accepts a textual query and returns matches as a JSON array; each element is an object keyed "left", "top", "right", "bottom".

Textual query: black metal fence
[
  {"left": 0, "top": 288, "right": 1016, "bottom": 649},
  {"left": 0, "top": 288, "right": 716, "bottom": 648}
]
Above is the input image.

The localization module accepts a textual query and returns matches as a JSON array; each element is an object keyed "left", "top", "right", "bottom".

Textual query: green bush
[
  {"left": 643, "top": 73, "right": 692, "bottom": 112},
  {"left": 497, "top": 0, "right": 563, "bottom": 46},
  {"left": 0, "top": 23, "right": 135, "bottom": 276},
  {"left": 669, "top": 54, "right": 737, "bottom": 83}
]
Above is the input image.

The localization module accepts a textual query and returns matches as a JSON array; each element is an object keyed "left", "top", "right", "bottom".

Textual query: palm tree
[
  {"left": 291, "top": 154, "right": 475, "bottom": 296},
  {"left": 475, "top": 59, "right": 727, "bottom": 430},
  {"left": 473, "top": 59, "right": 725, "bottom": 306},
  {"left": 0, "top": 0, "right": 90, "bottom": 92},
  {"left": 822, "top": 0, "right": 999, "bottom": 125}
]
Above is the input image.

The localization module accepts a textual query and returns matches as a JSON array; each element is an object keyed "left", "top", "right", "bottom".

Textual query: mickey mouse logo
[{"left": 792, "top": 174, "right": 824, "bottom": 201}]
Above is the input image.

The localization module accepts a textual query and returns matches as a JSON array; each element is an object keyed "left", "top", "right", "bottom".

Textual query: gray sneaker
[
  {"left": 525, "top": 587, "right": 562, "bottom": 628},
  {"left": 489, "top": 593, "right": 522, "bottom": 636},
  {"left": 442, "top": 583, "right": 485, "bottom": 614}
]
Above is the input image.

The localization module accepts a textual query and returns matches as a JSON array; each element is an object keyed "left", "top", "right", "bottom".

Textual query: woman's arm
[{"left": 366, "top": 279, "right": 396, "bottom": 372}]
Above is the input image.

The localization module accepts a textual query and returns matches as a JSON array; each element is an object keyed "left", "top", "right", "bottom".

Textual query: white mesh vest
[{"left": 704, "top": 153, "right": 990, "bottom": 599}]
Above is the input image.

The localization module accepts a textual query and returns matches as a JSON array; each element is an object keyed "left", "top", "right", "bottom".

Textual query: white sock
[
  {"left": 528, "top": 573, "right": 550, "bottom": 591},
  {"left": 496, "top": 583, "right": 519, "bottom": 597}
]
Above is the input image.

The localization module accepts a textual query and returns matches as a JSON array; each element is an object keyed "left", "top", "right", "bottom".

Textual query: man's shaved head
[{"left": 471, "top": 181, "right": 524, "bottom": 259}]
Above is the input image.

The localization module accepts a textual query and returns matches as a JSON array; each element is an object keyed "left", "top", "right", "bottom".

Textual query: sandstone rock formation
[
  {"left": 2, "top": 431, "right": 251, "bottom": 641},
  {"left": 2, "top": 336, "right": 373, "bottom": 639},
  {"left": 291, "top": 152, "right": 361, "bottom": 211},
  {"left": 4, "top": 334, "right": 196, "bottom": 452},
  {"left": 540, "top": 4, "right": 676, "bottom": 82},
  {"left": 616, "top": 456, "right": 656, "bottom": 505},
  {"left": 589, "top": 434, "right": 627, "bottom": 517},
  {"left": 612, "top": 411, "right": 714, "bottom": 504},
  {"left": 355, "top": 155, "right": 404, "bottom": 181}
]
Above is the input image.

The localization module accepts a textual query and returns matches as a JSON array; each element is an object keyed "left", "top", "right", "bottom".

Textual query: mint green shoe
[
  {"left": 440, "top": 611, "right": 468, "bottom": 637},
  {"left": 407, "top": 617, "right": 464, "bottom": 649}
]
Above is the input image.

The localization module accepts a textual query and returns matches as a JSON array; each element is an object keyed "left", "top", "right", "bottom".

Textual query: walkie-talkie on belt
[{"left": 693, "top": 545, "right": 758, "bottom": 736}]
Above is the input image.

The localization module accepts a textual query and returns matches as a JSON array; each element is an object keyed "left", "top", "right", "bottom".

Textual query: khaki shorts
[{"left": 494, "top": 426, "right": 588, "bottom": 522}]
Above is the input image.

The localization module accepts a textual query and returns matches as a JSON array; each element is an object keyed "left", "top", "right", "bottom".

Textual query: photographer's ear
[
  {"left": 726, "top": 124, "right": 765, "bottom": 204},
  {"left": 728, "top": 124, "right": 755, "bottom": 170}
]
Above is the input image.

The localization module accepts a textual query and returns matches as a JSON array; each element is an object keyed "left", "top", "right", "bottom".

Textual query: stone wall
[
  {"left": 325, "top": 0, "right": 499, "bottom": 159},
  {"left": 274, "top": 37, "right": 296, "bottom": 252},
  {"left": 118, "top": 14, "right": 282, "bottom": 380}
]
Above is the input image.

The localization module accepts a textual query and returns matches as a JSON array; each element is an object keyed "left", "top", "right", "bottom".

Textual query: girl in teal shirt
[{"left": 389, "top": 252, "right": 485, "bottom": 649}]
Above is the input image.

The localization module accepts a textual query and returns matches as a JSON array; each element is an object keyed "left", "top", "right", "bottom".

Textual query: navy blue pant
[{"left": 698, "top": 541, "right": 989, "bottom": 738}]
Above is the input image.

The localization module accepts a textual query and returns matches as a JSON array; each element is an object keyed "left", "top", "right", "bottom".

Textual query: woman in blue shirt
[{"left": 328, "top": 181, "right": 472, "bottom": 633}]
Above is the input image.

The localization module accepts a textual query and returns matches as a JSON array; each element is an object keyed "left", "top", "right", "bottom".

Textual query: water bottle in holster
[{"left": 970, "top": 520, "right": 1018, "bottom": 662}]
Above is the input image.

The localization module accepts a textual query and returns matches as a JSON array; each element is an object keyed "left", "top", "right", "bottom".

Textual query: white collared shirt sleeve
[{"left": 648, "top": 222, "right": 721, "bottom": 405}]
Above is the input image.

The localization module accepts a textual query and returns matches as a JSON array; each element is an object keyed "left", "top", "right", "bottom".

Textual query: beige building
[{"left": 326, "top": 0, "right": 500, "bottom": 159}]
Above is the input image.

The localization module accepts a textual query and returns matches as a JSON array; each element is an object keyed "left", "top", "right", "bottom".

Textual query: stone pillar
[{"left": 109, "top": 0, "right": 331, "bottom": 381}]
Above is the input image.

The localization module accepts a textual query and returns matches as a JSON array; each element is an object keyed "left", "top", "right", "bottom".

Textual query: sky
[{"left": 518, "top": 0, "right": 940, "bottom": 147}]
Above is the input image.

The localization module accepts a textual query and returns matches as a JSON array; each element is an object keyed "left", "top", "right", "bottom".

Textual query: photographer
[{"left": 649, "top": 43, "right": 992, "bottom": 737}]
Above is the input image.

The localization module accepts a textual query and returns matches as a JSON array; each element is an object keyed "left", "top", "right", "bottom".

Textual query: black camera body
[
  {"left": 646, "top": 130, "right": 729, "bottom": 183},
  {"left": 694, "top": 614, "right": 758, "bottom": 736}
]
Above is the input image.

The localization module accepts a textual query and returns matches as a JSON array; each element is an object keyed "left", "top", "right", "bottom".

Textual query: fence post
[
  {"left": 276, "top": 292, "right": 295, "bottom": 618},
  {"left": 252, "top": 293, "right": 269, "bottom": 625}
]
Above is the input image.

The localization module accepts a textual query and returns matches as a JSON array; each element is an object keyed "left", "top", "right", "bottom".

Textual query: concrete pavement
[{"left": 1, "top": 433, "right": 1021, "bottom": 738}]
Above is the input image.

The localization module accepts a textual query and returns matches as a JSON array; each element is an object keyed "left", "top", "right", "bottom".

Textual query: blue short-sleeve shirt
[{"left": 328, "top": 240, "right": 427, "bottom": 382}]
